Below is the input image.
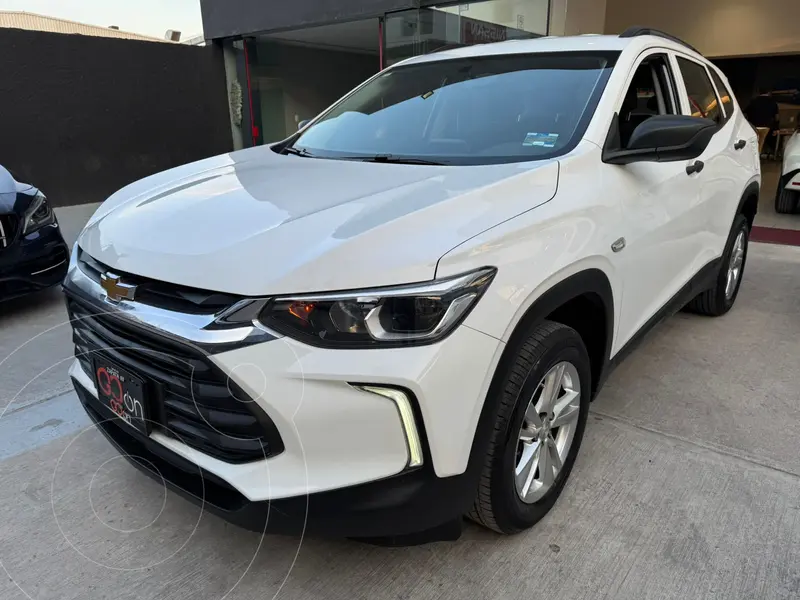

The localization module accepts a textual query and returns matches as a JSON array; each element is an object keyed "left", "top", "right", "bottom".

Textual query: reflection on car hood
[
  {"left": 0, "top": 166, "right": 38, "bottom": 214},
  {"left": 79, "top": 146, "right": 559, "bottom": 296}
]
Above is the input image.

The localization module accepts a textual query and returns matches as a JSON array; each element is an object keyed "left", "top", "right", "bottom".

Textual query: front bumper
[
  {"left": 0, "top": 223, "right": 69, "bottom": 301},
  {"left": 783, "top": 169, "right": 800, "bottom": 191},
  {"left": 65, "top": 255, "right": 504, "bottom": 539},
  {"left": 72, "top": 375, "right": 472, "bottom": 542}
]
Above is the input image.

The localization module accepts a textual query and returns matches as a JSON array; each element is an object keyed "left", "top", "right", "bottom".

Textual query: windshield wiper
[
  {"left": 282, "top": 146, "right": 315, "bottom": 158},
  {"left": 341, "top": 155, "right": 446, "bottom": 166}
]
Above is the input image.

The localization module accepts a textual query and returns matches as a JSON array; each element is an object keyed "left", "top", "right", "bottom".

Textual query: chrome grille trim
[
  {"left": 63, "top": 245, "right": 280, "bottom": 351},
  {"left": 0, "top": 215, "right": 9, "bottom": 249}
]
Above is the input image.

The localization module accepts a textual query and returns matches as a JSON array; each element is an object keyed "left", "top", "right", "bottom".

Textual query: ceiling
[{"left": 266, "top": 19, "right": 379, "bottom": 54}]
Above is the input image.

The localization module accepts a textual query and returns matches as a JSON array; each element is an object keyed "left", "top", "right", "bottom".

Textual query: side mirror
[
  {"left": 603, "top": 114, "right": 718, "bottom": 165},
  {"left": 298, "top": 119, "right": 311, "bottom": 131}
]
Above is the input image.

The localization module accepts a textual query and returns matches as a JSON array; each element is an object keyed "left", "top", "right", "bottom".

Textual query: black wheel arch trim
[
  {"left": 463, "top": 268, "right": 614, "bottom": 495},
  {"left": 499, "top": 268, "right": 616, "bottom": 394},
  {"left": 777, "top": 169, "right": 800, "bottom": 195},
  {"left": 737, "top": 180, "right": 760, "bottom": 227}
]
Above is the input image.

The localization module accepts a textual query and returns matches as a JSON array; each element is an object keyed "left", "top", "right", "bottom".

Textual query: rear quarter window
[{"left": 709, "top": 69, "right": 735, "bottom": 122}]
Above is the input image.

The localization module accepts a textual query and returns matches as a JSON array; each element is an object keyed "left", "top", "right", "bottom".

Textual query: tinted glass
[
  {"left": 677, "top": 57, "right": 722, "bottom": 124},
  {"left": 289, "top": 52, "right": 618, "bottom": 165},
  {"left": 709, "top": 69, "right": 734, "bottom": 121},
  {"left": 618, "top": 57, "right": 677, "bottom": 147}
]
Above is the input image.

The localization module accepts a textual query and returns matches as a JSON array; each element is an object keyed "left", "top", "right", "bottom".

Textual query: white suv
[
  {"left": 776, "top": 130, "right": 800, "bottom": 213},
  {"left": 64, "top": 29, "right": 760, "bottom": 544}
]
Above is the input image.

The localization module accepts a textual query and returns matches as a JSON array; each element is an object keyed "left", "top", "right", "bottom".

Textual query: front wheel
[
  {"left": 468, "top": 321, "right": 590, "bottom": 534},
  {"left": 685, "top": 214, "right": 749, "bottom": 317}
]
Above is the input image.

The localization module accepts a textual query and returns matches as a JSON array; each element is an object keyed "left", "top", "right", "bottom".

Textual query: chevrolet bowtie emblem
[{"left": 100, "top": 272, "right": 137, "bottom": 303}]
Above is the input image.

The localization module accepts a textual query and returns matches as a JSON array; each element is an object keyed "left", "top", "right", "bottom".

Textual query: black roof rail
[{"left": 619, "top": 26, "right": 701, "bottom": 54}]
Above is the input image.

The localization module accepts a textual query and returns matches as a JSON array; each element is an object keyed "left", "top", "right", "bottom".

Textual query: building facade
[
  {"left": 200, "top": 0, "right": 800, "bottom": 150},
  {"left": 201, "top": 0, "right": 552, "bottom": 148}
]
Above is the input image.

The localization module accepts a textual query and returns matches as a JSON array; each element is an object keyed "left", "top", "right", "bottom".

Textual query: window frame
[
  {"left": 707, "top": 66, "right": 735, "bottom": 124},
  {"left": 610, "top": 49, "right": 681, "bottom": 149},
  {"left": 613, "top": 50, "right": 680, "bottom": 117},
  {"left": 673, "top": 53, "right": 724, "bottom": 126}
]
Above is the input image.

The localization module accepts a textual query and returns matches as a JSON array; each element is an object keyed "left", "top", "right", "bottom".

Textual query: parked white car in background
[
  {"left": 776, "top": 130, "right": 800, "bottom": 213},
  {"left": 64, "top": 28, "right": 760, "bottom": 544}
]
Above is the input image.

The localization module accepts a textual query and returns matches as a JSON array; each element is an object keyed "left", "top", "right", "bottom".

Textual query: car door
[
  {"left": 608, "top": 50, "right": 706, "bottom": 352},
  {"left": 672, "top": 54, "right": 750, "bottom": 267}
]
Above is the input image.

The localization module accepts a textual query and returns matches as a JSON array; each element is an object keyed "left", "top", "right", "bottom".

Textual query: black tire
[
  {"left": 775, "top": 183, "right": 799, "bottom": 214},
  {"left": 468, "top": 320, "right": 591, "bottom": 534},
  {"left": 685, "top": 214, "right": 749, "bottom": 317}
]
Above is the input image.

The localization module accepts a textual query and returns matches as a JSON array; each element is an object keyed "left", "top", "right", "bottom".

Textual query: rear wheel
[
  {"left": 685, "top": 214, "right": 749, "bottom": 317},
  {"left": 468, "top": 321, "right": 590, "bottom": 534},
  {"left": 775, "top": 183, "right": 799, "bottom": 214}
]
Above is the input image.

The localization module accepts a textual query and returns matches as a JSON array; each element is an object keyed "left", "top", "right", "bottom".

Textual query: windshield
[{"left": 286, "top": 51, "right": 618, "bottom": 166}]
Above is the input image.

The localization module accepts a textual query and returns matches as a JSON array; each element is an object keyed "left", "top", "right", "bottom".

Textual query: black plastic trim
[
  {"left": 599, "top": 257, "right": 720, "bottom": 388},
  {"left": 737, "top": 180, "right": 761, "bottom": 227},
  {"left": 65, "top": 292, "right": 285, "bottom": 463},
  {"left": 602, "top": 113, "right": 718, "bottom": 165},
  {"left": 461, "top": 269, "right": 614, "bottom": 504},
  {"left": 74, "top": 378, "right": 469, "bottom": 544}
]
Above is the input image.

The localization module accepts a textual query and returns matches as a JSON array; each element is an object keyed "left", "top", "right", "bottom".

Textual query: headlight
[
  {"left": 259, "top": 267, "right": 496, "bottom": 348},
  {"left": 23, "top": 192, "right": 55, "bottom": 234}
]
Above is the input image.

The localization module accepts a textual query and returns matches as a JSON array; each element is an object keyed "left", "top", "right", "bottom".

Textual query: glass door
[{"left": 384, "top": 1, "right": 548, "bottom": 68}]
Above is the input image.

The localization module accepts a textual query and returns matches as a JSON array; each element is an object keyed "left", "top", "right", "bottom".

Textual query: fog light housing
[{"left": 352, "top": 385, "right": 423, "bottom": 469}]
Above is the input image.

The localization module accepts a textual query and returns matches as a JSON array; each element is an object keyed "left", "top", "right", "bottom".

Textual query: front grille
[
  {"left": 78, "top": 250, "right": 242, "bottom": 315},
  {"left": 0, "top": 214, "right": 17, "bottom": 249},
  {"left": 67, "top": 295, "right": 284, "bottom": 464}
]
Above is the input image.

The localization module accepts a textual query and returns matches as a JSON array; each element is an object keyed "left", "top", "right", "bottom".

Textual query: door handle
[
  {"left": 686, "top": 160, "right": 705, "bottom": 175},
  {"left": 734, "top": 139, "right": 747, "bottom": 150}
]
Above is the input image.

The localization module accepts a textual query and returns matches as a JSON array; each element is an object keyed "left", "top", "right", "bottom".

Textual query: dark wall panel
[
  {"left": 201, "top": 0, "right": 415, "bottom": 39},
  {"left": 0, "top": 29, "right": 232, "bottom": 207}
]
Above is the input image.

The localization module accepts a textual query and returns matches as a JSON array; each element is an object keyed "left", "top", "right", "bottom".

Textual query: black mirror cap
[
  {"left": 298, "top": 119, "right": 312, "bottom": 131},
  {"left": 603, "top": 114, "right": 718, "bottom": 165}
]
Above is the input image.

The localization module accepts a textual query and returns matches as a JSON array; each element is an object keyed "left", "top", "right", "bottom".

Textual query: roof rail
[{"left": 619, "top": 26, "right": 700, "bottom": 54}]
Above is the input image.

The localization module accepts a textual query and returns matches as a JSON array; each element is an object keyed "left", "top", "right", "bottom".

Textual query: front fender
[{"left": 436, "top": 196, "right": 621, "bottom": 350}]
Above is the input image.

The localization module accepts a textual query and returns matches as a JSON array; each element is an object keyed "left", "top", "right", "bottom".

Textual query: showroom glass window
[
  {"left": 289, "top": 52, "right": 617, "bottom": 165},
  {"left": 385, "top": 0, "right": 550, "bottom": 67},
  {"left": 677, "top": 57, "right": 722, "bottom": 124}
]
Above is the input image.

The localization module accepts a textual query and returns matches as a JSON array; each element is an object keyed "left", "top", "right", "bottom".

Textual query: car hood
[
  {"left": 0, "top": 166, "right": 37, "bottom": 214},
  {"left": 78, "top": 146, "right": 559, "bottom": 296}
]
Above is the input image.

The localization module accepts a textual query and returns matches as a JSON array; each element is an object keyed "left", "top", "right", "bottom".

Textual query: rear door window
[{"left": 676, "top": 57, "right": 722, "bottom": 125}]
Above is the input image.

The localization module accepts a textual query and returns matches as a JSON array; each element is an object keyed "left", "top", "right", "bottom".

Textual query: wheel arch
[
  {"left": 738, "top": 180, "right": 760, "bottom": 229},
  {"left": 502, "top": 268, "right": 614, "bottom": 400},
  {"left": 462, "top": 268, "right": 614, "bottom": 498}
]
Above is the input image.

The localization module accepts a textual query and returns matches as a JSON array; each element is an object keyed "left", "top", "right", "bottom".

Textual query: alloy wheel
[
  {"left": 514, "top": 361, "right": 581, "bottom": 504},
  {"left": 725, "top": 230, "right": 746, "bottom": 300}
]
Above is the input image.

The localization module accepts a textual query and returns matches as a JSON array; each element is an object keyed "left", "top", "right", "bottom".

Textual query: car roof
[{"left": 397, "top": 34, "right": 704, "bottom": 66}]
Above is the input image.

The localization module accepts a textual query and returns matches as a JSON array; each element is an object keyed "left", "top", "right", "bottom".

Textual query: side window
[
  {"left": 709, "top": 69, "right": 734, "bottom": 123},
  {"left": 677, "top": 57, "right": 722, "bottom": 125},
  {"left": 618, "top": 54, "right": 677, "bottom": 148}
]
